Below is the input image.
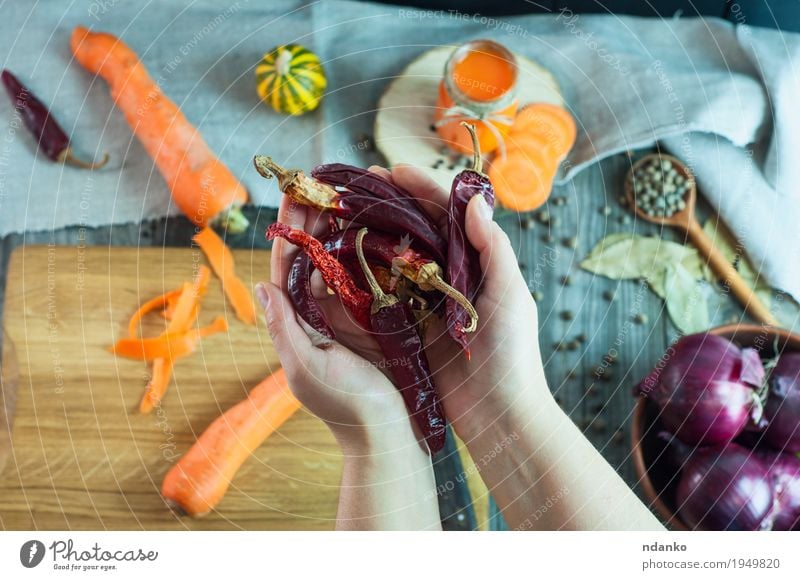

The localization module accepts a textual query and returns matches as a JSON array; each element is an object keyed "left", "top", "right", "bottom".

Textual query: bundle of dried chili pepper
[
  {"left": 287, "top": 227, "right": 476, "bottom": 341},
  {"left": 1, "top": 69, "right": 108, "bottom": 169},
  {"left": 444, "top": 123, "right": 495, "bottom": 357},
  {"left": 265, "top": 222, "right": 447, "bottom": 453}
]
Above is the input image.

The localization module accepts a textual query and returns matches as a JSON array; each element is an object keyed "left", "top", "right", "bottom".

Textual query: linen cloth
[{"left": 1, "top": 0, "right": 798, "bottom": 298}]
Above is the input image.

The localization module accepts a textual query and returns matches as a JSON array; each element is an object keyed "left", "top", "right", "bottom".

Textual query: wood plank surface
[{"left": 0, "top": 244, "right": 343, "bottom": 530}]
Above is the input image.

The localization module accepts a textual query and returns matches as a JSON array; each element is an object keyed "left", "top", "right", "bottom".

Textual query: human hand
[
  {"left": 257, "top": 195, "right": 419, "bottom": 452},
  {"left": 366, "top": 165, "right": 553, "bottom": 444}
]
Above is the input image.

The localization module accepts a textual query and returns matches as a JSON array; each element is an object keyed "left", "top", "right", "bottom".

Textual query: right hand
[{"left": 376, "top": 165, "right": 554, "bottom": 443}]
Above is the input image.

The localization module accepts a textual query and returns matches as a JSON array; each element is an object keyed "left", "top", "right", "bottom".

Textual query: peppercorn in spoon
[{"left": 624, "top": 153, "right": 778, "bottom": 327}]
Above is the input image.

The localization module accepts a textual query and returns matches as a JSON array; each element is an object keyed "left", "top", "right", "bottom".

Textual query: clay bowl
[{"left": 630, "top": 323, "right": 800, "bottom": 530}]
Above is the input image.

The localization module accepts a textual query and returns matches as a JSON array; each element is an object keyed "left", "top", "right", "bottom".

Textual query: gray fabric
[{"left": 1, "top": 1, "right": 798, "bottom": 298}]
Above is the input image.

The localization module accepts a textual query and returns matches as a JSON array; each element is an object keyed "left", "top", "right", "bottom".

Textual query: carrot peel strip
[{"left": 193, "top": 226, "right": 257, "bottom": 325}]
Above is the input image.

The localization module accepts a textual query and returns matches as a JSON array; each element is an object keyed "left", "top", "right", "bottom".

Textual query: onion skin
[
  {"left": 760, "top": 450, "right": 800, "bottom": 531},
  {"left": 637, "top": 333, "right": 764, "bottom": 446},
  {"left": 676, "top": 443, "right": 776, "bottom": 531},
  {"left": 764, "top": 352, "right": 800, "bottom": 453}
]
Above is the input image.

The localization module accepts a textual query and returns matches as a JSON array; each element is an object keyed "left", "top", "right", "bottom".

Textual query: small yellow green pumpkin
[{"left": 255, "top": 44, "right": 326, "bottom": 115}]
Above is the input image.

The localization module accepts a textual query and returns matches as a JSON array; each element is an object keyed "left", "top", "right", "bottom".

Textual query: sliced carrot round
[
  {"left": 488, "top": 151, "right": 555, "bottom": 213},
  {"left": 512, "top": 103, "right": 576, "bottom": 159}
]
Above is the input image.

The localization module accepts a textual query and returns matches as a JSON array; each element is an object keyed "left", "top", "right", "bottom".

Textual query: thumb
[{"left": 464, "top": 195, "right": 527, "bottom": 295}]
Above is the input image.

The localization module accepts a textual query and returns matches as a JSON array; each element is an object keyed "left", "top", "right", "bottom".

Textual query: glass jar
[{"left": 434, "top": 39, "right": 519, "bottom": 156}]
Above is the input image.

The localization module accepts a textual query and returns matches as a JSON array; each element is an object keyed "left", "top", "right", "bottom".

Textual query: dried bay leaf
[{"left": 664, "top": 262, "right": 709, "bottom": 333}]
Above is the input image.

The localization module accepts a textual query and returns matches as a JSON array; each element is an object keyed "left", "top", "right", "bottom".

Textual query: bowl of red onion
[{"left": 631, "top": 324, "right": 800, "bottom": 531}]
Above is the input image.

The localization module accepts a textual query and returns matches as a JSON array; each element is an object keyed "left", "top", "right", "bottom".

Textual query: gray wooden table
[{"left": 0, "top": 150, "right": 770, "bottom": 530}]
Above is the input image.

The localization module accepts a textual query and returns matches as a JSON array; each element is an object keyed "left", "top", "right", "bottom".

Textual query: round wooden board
[{"left": 375, "top": 46, "right": 564, "bottom": 191}]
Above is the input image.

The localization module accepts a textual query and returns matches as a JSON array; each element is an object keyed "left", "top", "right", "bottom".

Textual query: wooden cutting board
[{"left": 0, "top": 245, "right": 341, "bottom": 530}]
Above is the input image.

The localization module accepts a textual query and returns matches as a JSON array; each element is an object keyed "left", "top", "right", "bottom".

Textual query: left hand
[{"left": 258, "top": 195, "right": 418, "bottom": 451}]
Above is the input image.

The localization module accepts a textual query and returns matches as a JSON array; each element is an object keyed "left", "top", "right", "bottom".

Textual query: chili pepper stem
[
  {"left": 417, "top": 263, "right": 479, "bottom": 333},
  {"left": 253, "top": 155, "right": 338, "bottom": 209},
  {"left": 393, "top": 258, "right": 479, "bottom": 333},
  {"left": 460, "top": 122, "right": 483, "bottom": 175},
  {"left": 355, "top": 228, "right": 398, "bottom": 313},
  {"left": 58, "top": 147, "right": 109, "bottom": 170}
]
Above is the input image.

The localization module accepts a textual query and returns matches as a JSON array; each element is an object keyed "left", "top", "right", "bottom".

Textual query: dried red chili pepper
[
  {"left": 312, "top": 163, "right": 437, "bottom": 230},
  {"left": 254, "top": 156, "right": 447, "bottom": 263},
  {"left": 266, "top": 223, "right": 372, "bottom": 330},
  {"left": 354, "top": 228, "right": 446, "bottom": 453},
  {"left": 1, "top": 69, "right": 108, "bottom": 169},
  {"left": 445, "top": 123, "right": 495, "bottom": 357}
]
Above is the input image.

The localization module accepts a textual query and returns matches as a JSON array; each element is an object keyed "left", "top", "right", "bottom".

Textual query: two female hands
[{"left": 255, "top": 165, "right": 663, "bottom": 531}]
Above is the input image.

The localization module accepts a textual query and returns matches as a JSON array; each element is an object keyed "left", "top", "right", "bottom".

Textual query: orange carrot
[
  {"left": 488, "top": 103, "right": 577, "bottom": 212},
  {"left": 489, "top": 151, "right": 555, "bottom": 212},
  {"left": 161, "top": 369, "right": 301, "bottom": 517},
  {"left": 512, "top": 103, "right": 576, "bottom": 159},
  {"left": 70, "top": 27, "right": 249, "bottom": 233},
  {"left": 111, "top": 316, "right": 228, "bottom": 361},
  {"left": 193, "top": 226, "right": 257, "bottom": 325},
  {"left": 139, "top": 266, "right": 211, "bottom": 413}
]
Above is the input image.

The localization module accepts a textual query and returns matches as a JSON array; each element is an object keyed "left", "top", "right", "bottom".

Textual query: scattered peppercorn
[
  {"left": 560, "top": 275, "right": 572, "bottom": 286},
  {"left": 538, "top": 210, "right": 550, "bottom": 224},
  {"left": 633, "top": 313, "right": 649, "bottom": 324},
  {"left": 563, "top": 236, "right": 578, "bottom": 249},
  {"left": 600, "top": 206, "right": 612, "bottom": 216},
  {"left": 566, "top": 340, "right": 580, "bottom": 351},
  {"left": 521, "top": 217, "right": 535, "bottom": 230},
  {"left": 542, "top": 233, "right": 554, "bottom": 244},
  {"left": 560, "top": 310, "right": 574, "bottom": 321},
  {"left": 602, "top": 290, "right": 616, "bottom": 302},
  {"left": 532, "top": 290, "right": 544, "bottom": 301}
]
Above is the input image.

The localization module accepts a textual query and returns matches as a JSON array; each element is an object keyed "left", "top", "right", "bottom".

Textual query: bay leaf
[
  {"left": 581, "top": 235, "right": 697, "bottom": 281},
  {"left": 664, "top": 262, "right": 710, "bottom": 334}
]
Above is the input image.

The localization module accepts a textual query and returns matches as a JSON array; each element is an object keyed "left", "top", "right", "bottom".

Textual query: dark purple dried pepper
[
  {"left": 445, "top": 123, "right": 494, "bottom": 357},
  {"left": 254, "top": 156, "right": 447, "bottom": 263},
  {"left": 354, "top": 228, "right": 446, "bottom": 453},
  {"left": 1, "top": 69, "right": 108, "bottom": 169},
  {"left": 312, "top": 163, "right": 438, "bottom": 230}
]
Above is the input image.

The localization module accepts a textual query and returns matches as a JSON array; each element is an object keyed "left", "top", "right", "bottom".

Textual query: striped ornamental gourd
[{"left": 255, "top": 44, "right": 326, "bottom": 115}]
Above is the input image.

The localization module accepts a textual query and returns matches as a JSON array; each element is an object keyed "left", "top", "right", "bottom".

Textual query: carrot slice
[
  {"left": 161, "top": 369, "right": 301, "bottom": 517},
  {"left": 193, "top": 227, "right": 257, "bottom": 325},
  {"left": 489, "top": 151, "right": 555, "bottom": 212},
  {"left": 111, "top": 316, "right": 228, "bottom": 361},
  {"left": 512, "top": 103, "right": 577, "bottom": 159}
]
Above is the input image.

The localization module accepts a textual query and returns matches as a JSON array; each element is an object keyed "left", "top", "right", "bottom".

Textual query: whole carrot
[
  {"left": 70, "top": 27, "right": 249, "bottom": 232},
  {"left": 161, "top": 369, "right": 301, "bottom": 517}
]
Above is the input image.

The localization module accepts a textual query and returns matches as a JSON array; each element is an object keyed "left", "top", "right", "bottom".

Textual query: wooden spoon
[{"left": 625, "top": 153, "right": 778, "bottom": 327}]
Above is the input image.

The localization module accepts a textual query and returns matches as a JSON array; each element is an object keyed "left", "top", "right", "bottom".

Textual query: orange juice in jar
[{"left": 434, "top": 39, "right": 518, "bottom": 156}]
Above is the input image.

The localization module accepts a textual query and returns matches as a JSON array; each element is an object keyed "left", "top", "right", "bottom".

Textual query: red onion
[
  {"left": 764, "top": 352, "right": 800, "bottom": 453},
  {"left": 636, "top": 333, "right": 764, "bottom": 445},
  {"left": 675, "top": 443, "right": 776, "bottom": 530},
  {"left": 760, "top": 450, "right": 800, "bottom": 531}
]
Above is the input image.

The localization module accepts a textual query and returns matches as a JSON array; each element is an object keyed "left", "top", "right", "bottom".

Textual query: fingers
[
  {"left": 390, "top": 164, "right": 450, "bottom": 230},
  {"left": 270, "top": 195, "right": 307, "bottom": 290},
  {"left": 464, "top": 195, "right": 527, "bottom": 296},
  {"left": 367, "top": 164, "right": 393, "bottom": 182},
  {"left": 256, "top": 282, "right": 313, "bottom": 377}
]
